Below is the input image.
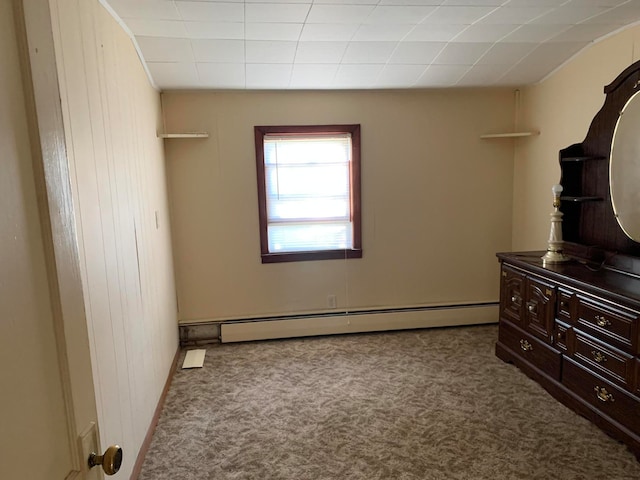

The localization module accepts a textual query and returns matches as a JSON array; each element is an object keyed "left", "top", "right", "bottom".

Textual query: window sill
[{"left": 261, "top": 249, "right": 362, "bottom": 264}]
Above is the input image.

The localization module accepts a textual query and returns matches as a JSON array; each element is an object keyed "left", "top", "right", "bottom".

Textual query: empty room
[{"left": 3, "top": 0, "right": 640, "bottom": 479}]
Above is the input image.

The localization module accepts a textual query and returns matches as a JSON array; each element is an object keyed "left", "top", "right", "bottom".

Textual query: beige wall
[
  {"left": 163, "top": 89, "right": 516, "bottom": 323},
  {"left": 514, "top": 26, "right": 640, "bottom": 251},
  {"left": 50, "top": 0, "right": 178, "bottom": 477}
]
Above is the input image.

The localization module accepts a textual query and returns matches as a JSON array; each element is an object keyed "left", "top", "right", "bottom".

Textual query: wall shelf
[
  {"left": 480, "top": 131, "right": 539, "bottom": 139},
  {"left": 560, "top": 196, "right": 604, "bottom": 203},
  {"left": 157, "top": 132, "right": 209, "bottom": 139},
  {"left": 560, "top": 155, "right": 606, "bottom": 162}
]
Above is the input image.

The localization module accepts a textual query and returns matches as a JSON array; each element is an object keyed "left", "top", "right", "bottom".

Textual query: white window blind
[{"left": 263, "top": 133, "right": 353, "bottom": 253}]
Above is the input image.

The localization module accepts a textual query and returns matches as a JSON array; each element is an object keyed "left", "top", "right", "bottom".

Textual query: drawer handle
[
  {"left": 591, "top": 350, "right": 607, "bottom": 363},
  {"left": 594, "top": 386, "right": 615, "bottom": 403},
  {"left": 520, "top": 339, "right": 533, "bottom": 352},
  {"left": 527, "top": 302, "right": 536, "bottom": 314},
  {"left": 595, "top": 315, "right": 611, "bottom": 328},
  {"left": 560, "top": 301, "right": 567, "bottom": 308}
]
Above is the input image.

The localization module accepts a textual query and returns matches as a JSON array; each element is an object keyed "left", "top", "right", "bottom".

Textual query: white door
[{"left": 0, "top": 1, "right": 112, "bottom": 478}]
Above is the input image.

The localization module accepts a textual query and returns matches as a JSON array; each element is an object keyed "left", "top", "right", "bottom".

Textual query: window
[{"left": 254, "top": 124, "right": 362, "bottom": 263}]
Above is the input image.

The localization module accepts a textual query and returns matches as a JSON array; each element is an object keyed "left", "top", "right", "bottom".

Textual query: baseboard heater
[{"left": 180, "top": 302, "right": 498, "bottom": 344}]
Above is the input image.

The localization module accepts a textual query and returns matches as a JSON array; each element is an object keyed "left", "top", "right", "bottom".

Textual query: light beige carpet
[{"left": 139, "top": 325, "right": 640, "bottom": 479}]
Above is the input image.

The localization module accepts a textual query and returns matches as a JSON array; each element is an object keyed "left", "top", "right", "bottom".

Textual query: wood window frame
[{"left": 254, "top": 124, "right": 362, "bottom": 264}]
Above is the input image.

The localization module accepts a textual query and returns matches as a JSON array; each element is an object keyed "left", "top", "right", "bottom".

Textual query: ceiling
[{"left": 103, "top": 0, "right": 640, "bottom": 90}]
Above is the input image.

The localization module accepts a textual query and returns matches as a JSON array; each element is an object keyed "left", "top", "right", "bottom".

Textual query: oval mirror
[{"left": 610, "top": 90, "right": 640, "bottom": 242}]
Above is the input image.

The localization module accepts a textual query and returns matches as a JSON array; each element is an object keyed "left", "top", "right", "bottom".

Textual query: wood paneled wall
[{"left": 49, "top": 0, "right": 178, "bottom": 477}]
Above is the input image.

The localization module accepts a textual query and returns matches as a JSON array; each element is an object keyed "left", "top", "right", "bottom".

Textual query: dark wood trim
[
  {"left": 254, "top": 127, "right": 270, "bottom": 256},
  {"left": 350, "top": 125, "right": 362, "bottom": 252},
  {"left": 261, "top": 248, "right": 362, "bottom": 263},
  {"left": 129, "top": 346, "right": 181, "bottom": 480},
  {"left": 253, "top": 124, "right": 362, "bottom": 263},
  {"left": 604, "top": 59, "right": 640, "bottom": 94}
]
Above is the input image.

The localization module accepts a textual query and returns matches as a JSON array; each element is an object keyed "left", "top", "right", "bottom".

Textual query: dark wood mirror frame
[{"left": 560, "top": 59, "right": 640, "bottom": 266}]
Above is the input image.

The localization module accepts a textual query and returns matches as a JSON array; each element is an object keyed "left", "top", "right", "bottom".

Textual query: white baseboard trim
[{"left": 219, "top": 303, "right": 498, "bottom": 343}]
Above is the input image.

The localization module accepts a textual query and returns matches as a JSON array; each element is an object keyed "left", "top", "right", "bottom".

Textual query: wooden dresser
[
  {"left": 496, "top": 60, "right": 640, "bottom": 459},
  {"left": 496, "top": 252, "right": 640, "bottom": 458}
]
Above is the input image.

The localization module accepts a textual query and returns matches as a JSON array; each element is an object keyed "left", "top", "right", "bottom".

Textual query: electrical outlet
[{"left": 327, "top": 294, "right": 337, "bottom": 309}]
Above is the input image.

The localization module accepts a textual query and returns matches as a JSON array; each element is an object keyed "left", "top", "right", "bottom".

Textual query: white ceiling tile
[
  {"left": 176, "top": 0, "right": 243, "bottom": 2},
  {"left": 294, "top": 42, "right": 349, "bottom": 63},
  {"left": 500, "top": 24, "right": 571, "bottom": 42},
  {"left": 415, "top": 64, "right": 470, "bottom": 86},
  {"left": 530, "top": 6, "right": 610, "bottom": 25},
  {"left": 365, "top": 6, "right": 438, "bottom": 24},
  {"left": 375, "top": 64, "right": 426, "bottom": 87},
  {"left": 342, "top": 42, "right": 398, "bottom": 63},
  {"left": 245, "top": 0, "right": 312, "bottom": 3},
  {"left": 478, "top": 6, "right": 555, "bottom": 24},
  {"left": 290, "top": 64, "right": 339, "bottom": 89},
  {"left": 566, "top": 0, "right": 627, "bottom": 5},
  {"left": 333, "top": 64, "right": 385, "bottom": 88},
  {"left": 475, "top": 42, "right": 538, "bottom": 65},
  {"left": 191, "top": 39, "right": 245, "bottom": 63},
  {"left": 307, "top": 5, "right": 377, "bottom": 24},
  {"left": 146, "top": 62, "right": 200, "bottom": 89},
  {"left": 176, "top": 1, "right": 244, "bottom": 22},
  {"left": 184, "top": 22, "right": 244, "bottom": 40},
  {"left": 501, "top": 0, "right": 565, "bottom": 6},
  {"left": 389, "top": 42, "right": 445, "bottom": 64},
  {"left": 107, "top": 0, "right": 181, "bottom": 20},
  {"left": 299, "top": 24, "right": 360, "bottom": 41},
  {"left": 495, "top": 67, "right": 540, "bottom": 85},
  {"left": 455, "top": 64, "right": 511, "bottom": 86},
  {"left": 196, "top": 63, "right": 245, "bottom": 88},
  {"left": 378, "top": 0, "right": 441, "bottom": 4},
  {"left": 583, "top": 4, "right": 640, "bottom": 25},
  {"left": 246, "top": 64, "right": 293, "bottom": 88},
  {"left": 136, "top": 36, "right": 194, "bottom": 62},
  {"left": 246, "top": 23, "right": 303, "bottom": 41},
  {"left": 421, "top": 6, "right": 497, "bottom": 25},
  {"left": 404, "top": 24, "right": 467, "bottom": 41},
  {"left": 453, "top": 24, "right": 519, "bottom": 42},
  {"left": 124, "top": 19, "right": 187, "bottom": 38},
  {"left": 441, "top": 0, "right": 502, "bottom": 5},
  {"left": 246, "top": 41, "right": 298, "bottom": 63},
  {"left": 246, "top": 4, "right": 312, "bottom": 23},
  {"left": 105, "top": 0, "right": 640, "bottom": 90},
  {"left": 500, "top": 41, "right": 589, "bottom": 84},
  {"left": 352, "top": 24, "right": 415, "bottom": 41},
  {"left": 433, "top": 42, "right": 492, "bottom": 65},
  {"left": 320, "top": 0, "right": 379, "bottom": 4},
  {"left": 547, "top": 23, "right": 620, "bottom": 42}
]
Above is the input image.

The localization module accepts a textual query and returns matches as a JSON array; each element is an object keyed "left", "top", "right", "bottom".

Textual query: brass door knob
[{"left": 88, "top": 445, "right": 123, "bottom": 476}]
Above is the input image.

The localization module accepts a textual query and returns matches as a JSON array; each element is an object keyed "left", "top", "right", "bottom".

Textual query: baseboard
[
  {"left": 129, "top": 346, "right": 180, "bottom": 480},
  {"left": 218, "top": 302, "right": 498, "bottom": 343}
]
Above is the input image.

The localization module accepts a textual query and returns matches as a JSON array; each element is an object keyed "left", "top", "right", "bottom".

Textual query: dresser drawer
[
  {"left": 571, "top": 330, "right": 635, "bottom": 389},
  {"left": 498, "top": 320, "right": 562, "bottom": 380},
  {"left": 562, "top": 358, "right": 640, "bottom": 435},
  {"left": 576, "top": 297, "right": 639, "bottom": 353},
  {"left": 557, "top": 289, "right": 574, "bottom": 323},
  {"left": 500, "top": 266, "right": 525, "bottom": 326},
  {"left": 553, "top": 320, "right": 570, "bottom": 352}
]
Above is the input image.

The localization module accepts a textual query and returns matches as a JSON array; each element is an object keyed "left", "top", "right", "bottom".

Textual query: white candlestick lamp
[{"left": 542, "top": 184, "right": 570, "bottom": 265}]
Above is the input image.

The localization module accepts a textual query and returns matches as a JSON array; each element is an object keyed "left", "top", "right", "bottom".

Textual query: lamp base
[{"left": 541, "top": 249, "right": 570, "bottom": 265}]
